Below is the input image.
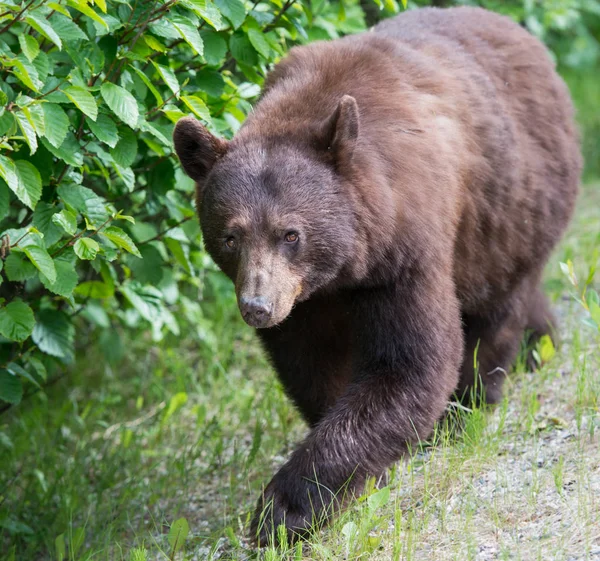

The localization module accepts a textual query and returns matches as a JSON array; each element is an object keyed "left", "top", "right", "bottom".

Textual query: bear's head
[{"left": 173, "top": 96, "right": 360, "bottom": 328}]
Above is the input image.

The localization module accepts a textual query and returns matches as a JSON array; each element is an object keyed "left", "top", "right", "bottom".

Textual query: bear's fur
[{"left": 173, "top": 6, "right": 581, "bottom": 544}]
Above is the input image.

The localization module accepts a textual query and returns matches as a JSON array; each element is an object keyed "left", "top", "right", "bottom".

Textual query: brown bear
[{"left": 173, "top": 6, "right": 581, "bottom": 545}]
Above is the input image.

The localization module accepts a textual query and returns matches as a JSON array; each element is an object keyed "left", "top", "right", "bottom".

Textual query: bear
[{"left": 173, "top": 6, "right": 581, "bottom": 545}]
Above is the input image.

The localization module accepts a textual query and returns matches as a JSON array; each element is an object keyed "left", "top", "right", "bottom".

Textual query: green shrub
[{"left": 0, "top": 0, "right": 383, "bottom": 406}]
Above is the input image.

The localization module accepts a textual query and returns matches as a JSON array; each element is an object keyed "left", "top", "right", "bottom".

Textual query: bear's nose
[{"left": 240, "top": 296, "right": 273, "bottom": 327}]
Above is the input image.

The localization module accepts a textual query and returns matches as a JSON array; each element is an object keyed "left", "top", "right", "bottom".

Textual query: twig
[
  {"left": 264, "top": 0, "right": 296, "bottom": 32},
  {"left": 0, "top": 0, "right": 36, "bottom": 35},
  {"left": 139, "top": 216, "right": 193, "bottom": 245},
  {"left": 9, "top": 231, "right": 29, "bottom": 248},
  {"left": 51, "top": 215, "right": 114, "bottom": 258}
]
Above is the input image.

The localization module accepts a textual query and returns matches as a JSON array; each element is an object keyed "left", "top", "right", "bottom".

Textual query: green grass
[{"left": 1, "top": 184, "right": 599, "bottom": 561}]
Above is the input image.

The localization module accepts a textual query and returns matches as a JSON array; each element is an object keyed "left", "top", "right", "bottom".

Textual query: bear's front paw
[{"left": 250, "top": 467, "right": 334, "bottom": 547}]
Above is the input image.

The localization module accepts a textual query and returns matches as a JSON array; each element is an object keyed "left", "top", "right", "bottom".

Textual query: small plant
[
  {"left": 167, "top": 517, "right": 189, "bottom": 560},
  {"left": 560, "top": 259, "right": 600, "bottom": 334}
]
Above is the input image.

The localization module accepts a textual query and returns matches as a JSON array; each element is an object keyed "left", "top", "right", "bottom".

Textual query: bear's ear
[
  {"left": 321, "top": 95, "right": 360, "bottom": 166},
  {"left": 173, "top": 117, "right": 228, "bottom": 184}
]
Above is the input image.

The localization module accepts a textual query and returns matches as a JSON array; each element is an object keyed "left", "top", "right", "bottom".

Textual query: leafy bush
[
  {"left": 0, "top": 0, "right": 383, "bottom": 406},
  {"left": 0, "top": 0, "right": 597, "bottom": 406}
]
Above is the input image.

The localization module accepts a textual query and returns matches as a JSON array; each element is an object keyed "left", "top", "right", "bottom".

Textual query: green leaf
[
  {"left": 19, "top": 35, "right": 40, "bottom": 63},
  {"left": 148, "top": 20, "right": 180, "bottom": 41},
  {"left": 74, "top": 237, "right": 100, "bottom": 260},
  {"left": 52, "top": 209, "right": 78, "bottom": 235},
  {"left": 367, "top": 486, "right": 390, "bottom": 512},
  {"left": 120, "top": 282, "right": 163, "bottom": 322},
  {"left": 4, "top": 253, "right": 37, "bottom": 282},
  {"left": 74, "top": 280, "right": 114, "bottom": 299},
  {"left": 110, "top": 127, "right": 137, "bottom": 167},
  {"left": 128, "top": 244, "right": 164, "bottom": 285},
  {"left": 165, "top": 238, "right": 192, "bottom": 274},
  {"left": 42, "top": 103, "right": 70, "bottom": 149},
  {"left": 32, "top": 50, "right": 50, "bottom": 83},
  {"left": 143, "top": 34, "right": 167, "bottom": 52},
  {"left": 26, "top": 12, "right": 62, "bottom": 50},
  {"left": 131, "top": 67, "right": 163, "bottom": 106},
  {"left": 0, "top": 300, "right": 35, "bottom": 342},
  {"left": 151, "top": 62, "right": 180, "bottom": 98},
  {"left": 163, "top": 392, "right": 187, "bottom": 425},
  {"left": 201, "top": 31, "right": 227, "bottom": 66},
  {"left": 538, "top": 334, "right": 555, "bottom": 363},
  {"left": 100, "top": 83, "right": 139, "bottom": 128},
  {"left": 33, "top": 202, "right": 63, "bottom": 247},
  {"left": 214, "top": 0, "right": 246, "bottom": 29},
  {"left": 87, "top": 113, "right": 119, "bottom": 148},
  {"left": 181, "top": 96, "right": 212, "bottom": 124},
  {"left": 11, "top": 57, "right": 42, "bottom": 92},
  {"left": 63, "top": 86, "right": 98, "bottom": 121},
  {"left": 32, "top": 309, "right": 75, "bottom": 359},
  {"left": 589, "top": 300, "right": 600, "bottom": 329},
  {"left": 23, "top": 245, "right": 56, "bottom": 284},
  {"left": 0, "top": 155, "right": 19, "bottom": 194},
  {"left": 40, "top": 259, "right": 78, "bottom": 297},
  {"left": 115, "top": 211, "right": 135, "bottom": 224},
  {"left": 41, "top": 134, "right": 84, "bottom": 167},
  {"left": 7, "top": 362, "right": 41, "bottom": 389},
  {"left": 15, "top": 111, "right": 38, "bottom": 154},
  {"left": 57, "top": 184, "right": 108, "bottom": 226},
  {"left": 13, "top": 160, "right": 42, "bottom": 210},
  {"left": 0, "top": 370, "right": 23, "bottom": 405},
  {"left": 183, "top": 0, "right": 224, "bottom": 30},
  {"left": 65, "top": 0, "right": 108, "bottom": 29},
  {"left": 101, "top": 226, "right": 141, "bottom": 257},
  {"left": 24, "top": 104, "right": 45, "bottom": 136},
  {"left": 55, "top": 534, "right": 66, "bottom": 561},
  {"left": 26, "top": 355, "right": 47, "bottom": 382},
  {"left": 47, "top": 2, "right": 72, "bottom": 16},
  {"left": 196, "top": 69, "right": 225, "bottom": 97},
  {"left": 171, "top": 15, "right": 204, "bottom": 56},
  {"left": 168, "top": 518, "right": 189, "bottom": 555},
  {"left": 50, "top": 13, "right": 89, "bottom": 42},
  {"left": 0, "top": 179, "right": 9, "bottom": 221},
  {"left": 247, "top": 28, "right": 271, "bottom": 59},
  {"left": 229, "top": 33, "right": 258, "bottom": 66}
]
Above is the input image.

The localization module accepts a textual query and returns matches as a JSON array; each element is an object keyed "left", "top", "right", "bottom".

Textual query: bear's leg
[
  {"left": 456, "top": 278, "right": 555, "bottom": 405},
  {"left": 251, "top": 271, "right": 463, "bottom": 545},
  {"left": 455, "top": 309, "right": 525, "bottom": 405}
]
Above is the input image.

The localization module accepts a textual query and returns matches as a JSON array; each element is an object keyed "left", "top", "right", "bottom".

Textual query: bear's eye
[
  {"left": 284, "top": 231, "right": 299, "bottom": 244},
  {"left": 225, "top": 236, "right": 237, "bottom": 249}
]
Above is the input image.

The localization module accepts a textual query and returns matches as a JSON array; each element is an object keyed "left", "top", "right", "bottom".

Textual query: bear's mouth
[
  {"left": 237, "top": 290, "right": 300, "bottom": 329},
  {"left": 237, "top": 281, "right": 303, "bottom": 329}
]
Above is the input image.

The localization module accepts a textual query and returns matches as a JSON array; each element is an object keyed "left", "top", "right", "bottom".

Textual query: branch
[
  {"left": 0, "top": 0, "right": 36, "bottom": 35},
  {"left": 139, "top": 216, "right": 193, "bottom": 245},
  {"left": 264, "top": 0, "right": 296, "bottom": 32}
]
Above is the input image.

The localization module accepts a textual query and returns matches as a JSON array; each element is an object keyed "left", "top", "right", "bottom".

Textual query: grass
[{"left": 1, "top": 183, "right": 599, "bottom": 561}]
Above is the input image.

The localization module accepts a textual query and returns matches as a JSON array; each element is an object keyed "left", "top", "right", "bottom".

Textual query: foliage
[
  {"left": 560, "top": 258, "right": 600, "bottom": 334},
  {"left": 0, "top": 0, "right": 381, "bottom": 406},
  {"left": 0, "top": 0, "right": 598, "bottom": 407}
]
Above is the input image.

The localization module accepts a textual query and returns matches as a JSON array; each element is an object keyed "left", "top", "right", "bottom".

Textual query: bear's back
[{"left": 373, "top": 8, "right": 581, "bottom": 310}]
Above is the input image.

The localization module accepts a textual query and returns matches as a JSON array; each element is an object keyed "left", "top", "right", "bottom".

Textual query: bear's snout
[{"left": 239, "top": 295, "right": 273, "bottom": 328}]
